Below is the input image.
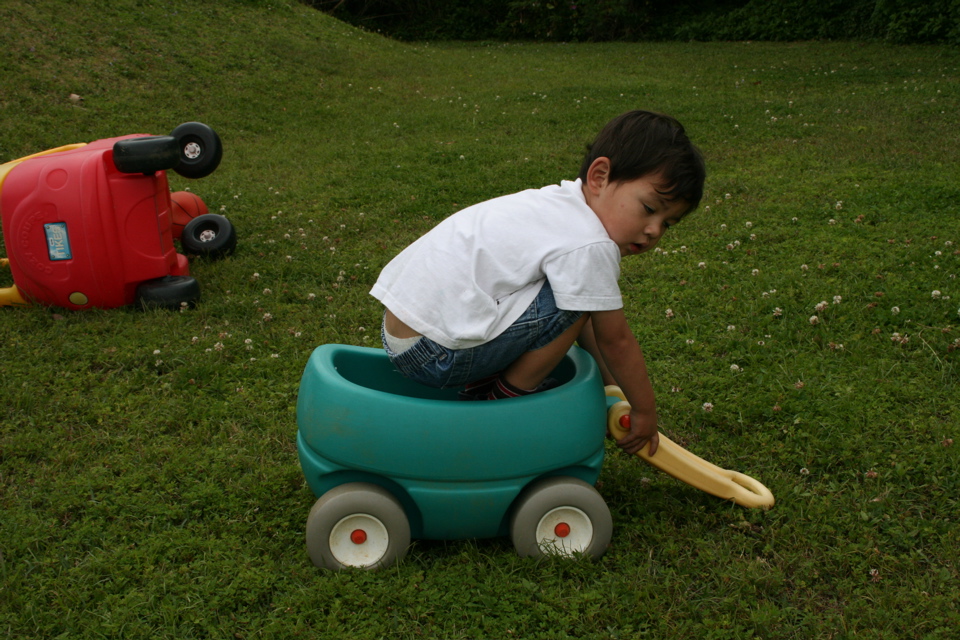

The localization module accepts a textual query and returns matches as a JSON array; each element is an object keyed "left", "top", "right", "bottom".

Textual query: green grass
[{"left": 2, "top": 1, "right": 959, "bottom": 638}]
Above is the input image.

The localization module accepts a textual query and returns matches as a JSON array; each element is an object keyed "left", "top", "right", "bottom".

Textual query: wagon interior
[{"left": 331, "top": 347, "right": 580, "bottom": 402}]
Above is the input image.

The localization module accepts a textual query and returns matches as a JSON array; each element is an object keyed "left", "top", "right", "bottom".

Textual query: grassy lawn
[{"left": 1, "top": 1, "right": 958, "bottom": 638}]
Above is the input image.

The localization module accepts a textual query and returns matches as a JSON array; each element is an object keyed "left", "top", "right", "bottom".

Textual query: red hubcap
[
  {"left": 554, "top": 522, "right": 571, "bottom": 538},
  {"left": 350, "top": 529, "right": 367, "bottom": 544}
]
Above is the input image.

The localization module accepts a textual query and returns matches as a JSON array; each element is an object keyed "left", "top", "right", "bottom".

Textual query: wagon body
[
  {"left": 0, "top": 136, "right": 187, "bottom": 309},
  {"left": 296, "top": 344, "right": 608, "bottom": 541}
]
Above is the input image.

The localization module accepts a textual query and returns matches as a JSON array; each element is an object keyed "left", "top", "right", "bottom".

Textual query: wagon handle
[{"left": 604, "top": 387, "right": 774, "bottom": 509}]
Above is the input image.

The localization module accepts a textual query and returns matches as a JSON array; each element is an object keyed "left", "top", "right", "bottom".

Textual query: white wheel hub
[
  {"left": 329, "top": 514, "right": 390, "bottom": 567},
  {"left": 535, "top": 506, "right": 594, "bottom": 556},
  {"left": 183, "top": 141, "right": 202, "bottom": 159}
]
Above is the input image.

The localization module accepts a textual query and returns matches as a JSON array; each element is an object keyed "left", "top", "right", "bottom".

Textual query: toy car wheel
[
  {"left": 171, "top": 122, "right": 223, "bottom": 179},
  {"left": 510, "top": 476, "right": 612, "bottom": 560},
  {"left": 136, "top": 275, "right": 201, "bottom": 310},
  {"left": 180, "top": 214, "right": 237, "bottom": 259},
  {"left": 306, "top": 483, "right": 411, "bottom": 571},
  {"left": 112, "top": 136, "right": 180, "bottom": 174}
]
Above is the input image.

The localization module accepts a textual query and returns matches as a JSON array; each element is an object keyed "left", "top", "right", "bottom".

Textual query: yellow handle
[{"left": 604, "top": 388, "right": 774, "bottom": 509}]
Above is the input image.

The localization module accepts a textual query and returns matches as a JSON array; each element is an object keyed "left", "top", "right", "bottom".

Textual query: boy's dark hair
[{"left": 579, "top": 110, "right": 706, "bottom": 214}]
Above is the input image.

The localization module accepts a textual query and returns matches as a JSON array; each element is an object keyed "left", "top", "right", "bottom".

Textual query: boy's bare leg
[
  {"left": 575, "top": 315, "right": 616, "bottom": 386},
  {"left": 502, "top": 314, "right": 590, "bottom": 391}
]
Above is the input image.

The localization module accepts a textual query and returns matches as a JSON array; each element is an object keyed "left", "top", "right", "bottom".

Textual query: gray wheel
[
  {"left": 306, "top": 483, "right": 411, "bottom": 571},
  {"left": 510, "top": 476, "right": 612, "bottom": 560}
]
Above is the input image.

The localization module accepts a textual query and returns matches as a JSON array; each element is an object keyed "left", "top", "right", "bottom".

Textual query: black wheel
[
  {"left": 510, "top": 476, "right": 612, "bottom": 560},
  {"left": 180, "top": 214, "right": 236, "bottom": 259},
  {"left": 306, "top": 483, "right": 411, "bottom": 571},
  {"left": 112, "top": 136, "right": 179, "bottom": 174},
  {"left": 170, "top": 122, "right": 223, "bottom": 179},
  {"left": 136, "top": 275, "right": 201, "bottom": 310}
]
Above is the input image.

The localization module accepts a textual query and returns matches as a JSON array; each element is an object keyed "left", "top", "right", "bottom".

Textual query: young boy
[{"left": 371, "top": 110, "right": 705, "bottom": 457}]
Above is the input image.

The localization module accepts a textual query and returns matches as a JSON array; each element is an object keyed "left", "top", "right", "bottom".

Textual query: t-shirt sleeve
[{"left": 543, "top": 241, "right": 623, "bottom": 311}]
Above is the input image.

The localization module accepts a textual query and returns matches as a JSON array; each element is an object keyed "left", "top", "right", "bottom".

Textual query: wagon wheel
[
  {"left": 510, "top": 476, "right": 612, "bottom": 560},
  {"left": 306, "top": 483, "right": 411, "bottom": 571}
]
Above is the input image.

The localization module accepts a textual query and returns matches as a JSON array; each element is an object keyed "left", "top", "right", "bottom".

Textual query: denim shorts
[{"left": 381, "top": 280, "right": 583, "bottom": 389}]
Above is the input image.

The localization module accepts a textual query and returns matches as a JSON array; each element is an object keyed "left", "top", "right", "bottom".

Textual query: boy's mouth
[{"left": 628, "top": 242, "right": 645, "bottom": 254}]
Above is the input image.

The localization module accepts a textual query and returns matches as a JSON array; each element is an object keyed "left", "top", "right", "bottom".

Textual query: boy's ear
[{"left": 585, "top": 157, "right": 611, "bottom": 195}]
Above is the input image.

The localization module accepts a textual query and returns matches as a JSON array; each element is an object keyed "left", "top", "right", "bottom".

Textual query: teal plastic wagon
[{"left": 296, "top": 343, "right": 612, "bottom": 570}]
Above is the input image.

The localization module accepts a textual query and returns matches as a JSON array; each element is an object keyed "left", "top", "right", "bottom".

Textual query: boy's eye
[{"left": 644, "top": 204, "right": 655, "bottom": 214}]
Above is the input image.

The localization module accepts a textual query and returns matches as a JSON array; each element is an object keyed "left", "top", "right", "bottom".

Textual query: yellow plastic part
[
  {"left": 604, "top": 386, "right": 774, "bottom": 509},
  {"left": 0, "top": 259, "right": 28, "bottom": 306}
]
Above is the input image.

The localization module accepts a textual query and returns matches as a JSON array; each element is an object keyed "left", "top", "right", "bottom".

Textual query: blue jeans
[{"left": 382, "top": 280, "right": 583, "bottom": 389}]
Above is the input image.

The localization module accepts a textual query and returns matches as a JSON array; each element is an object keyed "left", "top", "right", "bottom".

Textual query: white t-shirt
[{"left": 370, "top": 179, "right": 623, "bottom": 349}]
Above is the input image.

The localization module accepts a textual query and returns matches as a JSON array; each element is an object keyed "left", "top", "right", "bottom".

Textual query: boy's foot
[
  {"left": 457, "top": 373, "right": 500, "bottom": 401},
  {"left": 485, "top": 376, "right": 560, "bottom": 400},
  {"left": 457, "top": 375, "right": 560, "bottom": 401}
]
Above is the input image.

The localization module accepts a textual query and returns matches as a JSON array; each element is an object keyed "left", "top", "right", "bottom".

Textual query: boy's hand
[{"left": 617, "top": 408, "right": 660, "bottom": 456}]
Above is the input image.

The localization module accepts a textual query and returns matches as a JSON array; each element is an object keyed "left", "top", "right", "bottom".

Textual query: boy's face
[{"left": 584, "top": 158, "right": 688, "bottom": 257}]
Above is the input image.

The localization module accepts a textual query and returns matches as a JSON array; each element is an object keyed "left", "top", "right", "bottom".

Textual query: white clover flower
[
  {"left": 153, "top": 349, "right": 161, "bottom": 355},
  {"left": 932, "top": 290, "right": 942, "bottom": 299},
  {"left": 801, "top": 264, "right": 809, "bottom": 271},
  {"left": 727, "top": 325, "right": 736, "bottom": 332},
  {"left": 792, "top": 217, "right": 799, "bottom": 222},
  {"left": 829, "top": 219, "right": 837, "bottom": 225},
  {"left": 752, "top": 269, "right": 760, "bottom": 276},
  {"left": 263, "top": 313, "right": 273, "bottom": 322},
  {"left": 815, "top": 301, "right": 828, "bottom": 312},
  {"left": 809, "top": 315, "right": 820, "bottom": 325},
  {"left": 702, "top": 402, "right": 714, "bottom": 412},
  {"left": 730, "top": 364, "right": 741, "bottom": 372},
  {"left": 720, "top": 223, "right": 727, "bottom": 230},
  {"left": 307, "top": 293, "right": 316, "bottom": 300},
  {"left": 698, "top": 262, "right": 706, "bottom": 269},
  {"left": 833, "top": 295, "right": 842, "bottom": 305},
  {"left": 745, "top": 221, "right": 753, "bottom": 228},
  {"left": 252, "top": 272, "right": 261, "bottom": 280},
  {"left": 263, "top": 288, "right": 272, "bottom": 295},
  {"left": 891, "top": 306, "right": 900, "bottom": 315},
  {"left": 686, "top": 339, "right": 695, "bottom": 345},
  {"left": 665, "top": 308, "right": 675, "bottom": 319},
  {"left": 800, "top": 468, "right": 810, "bottom": 476},
  {"left": 835, "top": 201, "right": 843, "bottom": 210}
]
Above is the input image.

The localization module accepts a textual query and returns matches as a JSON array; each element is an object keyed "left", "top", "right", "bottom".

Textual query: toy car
[
  {"left": 296, "top": 344, "right": 775, "bottom": 571},
  {"left": 296, "top": 344, "right": 613, "bottom": 570},
  {"left": 0, "top": 122, "right": 236, "bottom": 310}
]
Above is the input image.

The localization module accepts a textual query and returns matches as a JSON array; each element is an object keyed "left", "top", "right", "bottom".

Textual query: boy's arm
[{"left": 585, "top": 309, "right": 660, "bottom": 456}]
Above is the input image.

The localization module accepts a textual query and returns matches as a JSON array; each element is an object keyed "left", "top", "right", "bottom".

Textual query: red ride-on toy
[{"left": 0, "top": 122, "right": 236, "bottom": 310}]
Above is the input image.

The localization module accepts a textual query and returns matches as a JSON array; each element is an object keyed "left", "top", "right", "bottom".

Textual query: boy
[{"left": 371, "top": 110, "right": 705, "bottom": 457}]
